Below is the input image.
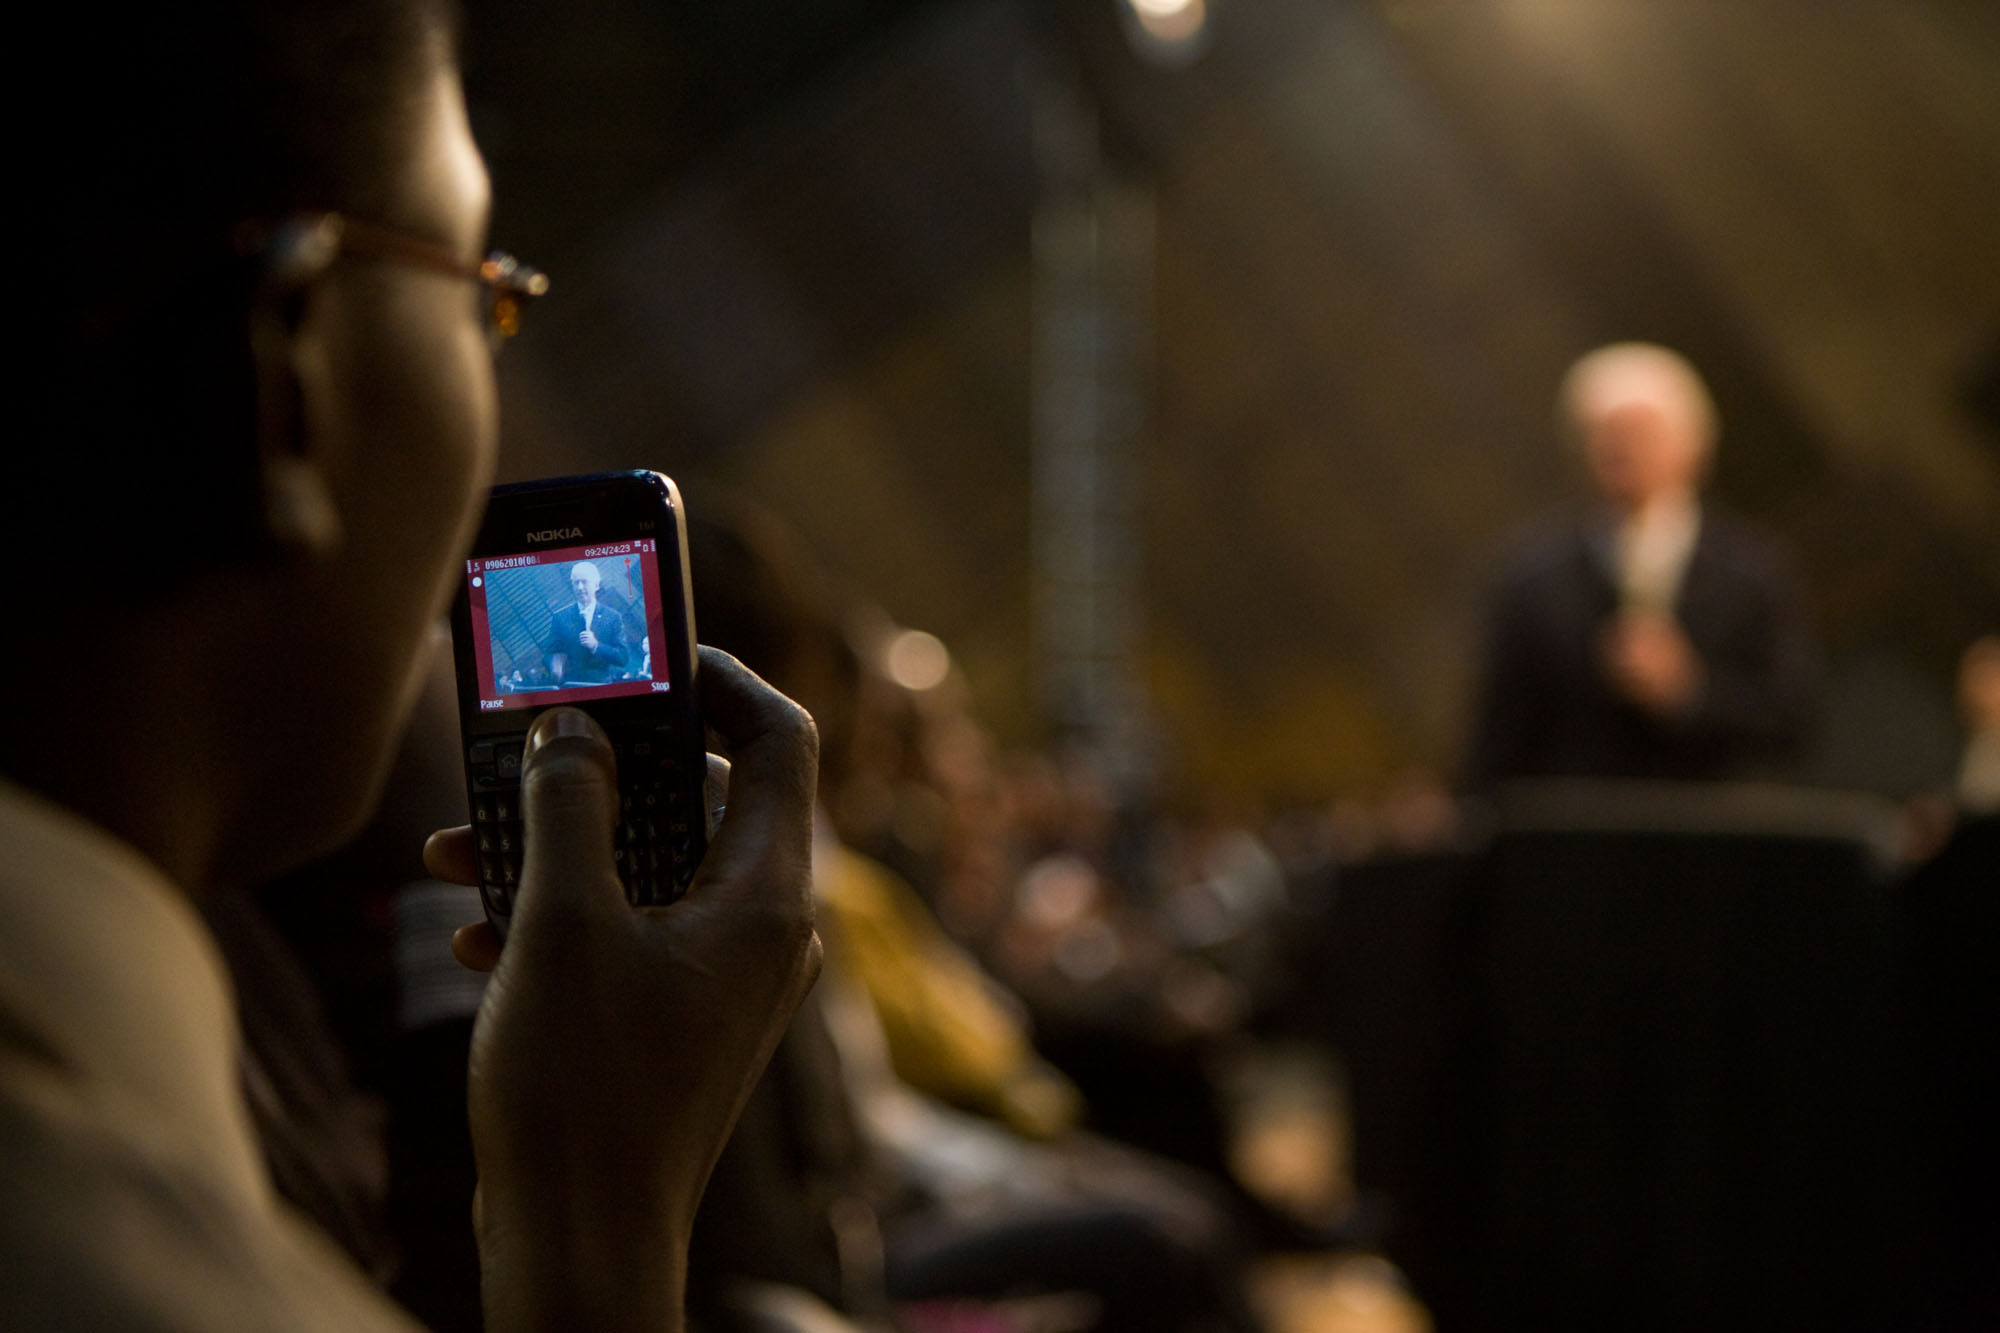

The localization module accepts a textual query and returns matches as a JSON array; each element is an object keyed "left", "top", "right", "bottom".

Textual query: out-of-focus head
[
  {"left": 571, "top": 562, "right": 602, "bottom": 599},
  {"left": 684, "top": 500, "right": 863, "bottom": 787},
  {"left": 12, "top": 0, "right": 499, "bottom": 882},
  {"left": 23, "top": 1, "right": 489, "bottom": 572},
  {"left": 1559, "top": 342, "right": 1717, "bottom": 512}
]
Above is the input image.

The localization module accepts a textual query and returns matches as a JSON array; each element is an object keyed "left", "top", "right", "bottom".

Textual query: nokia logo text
[{"left": 526, "top": 527, "right": 583, "bottom": 542}]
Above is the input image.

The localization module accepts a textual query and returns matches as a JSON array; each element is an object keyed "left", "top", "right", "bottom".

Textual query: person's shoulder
[
  {"left": 1696, "top": 506, "right": 1802, "bottom": 580},
  {"left": 1697, "top": 504, "right": 1774, "bottom": 548},
  {"left": 1491, "top": 512, "right": 1594, "bottom": 593},
  {"left": 0, "top": 1056, "right": 417, "bottom": 1330}
]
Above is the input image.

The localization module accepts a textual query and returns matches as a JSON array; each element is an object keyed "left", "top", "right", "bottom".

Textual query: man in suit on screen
[{"left": 544, "top": 561, "right": 631, "bottom": 684}]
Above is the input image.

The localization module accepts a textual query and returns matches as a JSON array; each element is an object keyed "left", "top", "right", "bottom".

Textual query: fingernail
[{"left": 525, "top": 706, "right": 599, "bottom": 757}]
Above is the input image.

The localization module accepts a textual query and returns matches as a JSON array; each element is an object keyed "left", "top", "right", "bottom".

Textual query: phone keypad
[
  {"left": 615, "top": 767, "right": 700, "bottom": 907},
  {"left": 469, "top": 724, "right": 703, "bottom": 923}
]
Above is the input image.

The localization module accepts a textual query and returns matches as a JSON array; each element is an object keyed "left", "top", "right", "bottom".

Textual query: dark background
[{"left": 459, "top": 0, "right": 2000, "bottom": 804}]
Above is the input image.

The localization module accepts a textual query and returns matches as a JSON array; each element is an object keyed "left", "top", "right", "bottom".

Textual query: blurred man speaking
[{"left": 1464, "top": 343, "right": 1820, "bottom": 788}]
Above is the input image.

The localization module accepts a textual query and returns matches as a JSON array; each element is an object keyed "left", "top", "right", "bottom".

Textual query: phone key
[{"left": 495, "top": 796, "right": 515, "bottom": 822}]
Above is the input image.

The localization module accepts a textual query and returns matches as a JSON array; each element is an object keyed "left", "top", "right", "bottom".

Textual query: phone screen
[{"left": 464, "top": 538, "right": 672, "bottom": 711}]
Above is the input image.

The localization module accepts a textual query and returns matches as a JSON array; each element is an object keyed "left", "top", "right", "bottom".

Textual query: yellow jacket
[{"left": 815, "top": 844, "right": 1079, "bottom": 1139}]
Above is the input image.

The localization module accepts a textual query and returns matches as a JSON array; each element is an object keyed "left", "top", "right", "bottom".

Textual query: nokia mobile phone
[{"left": 449, "top": 470, "right": 708, "bottom": 937}]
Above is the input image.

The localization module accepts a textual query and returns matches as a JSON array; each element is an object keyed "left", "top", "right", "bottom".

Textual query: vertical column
[{"left": 1030, "top": 71, "right": 1155, "bottom": 787}]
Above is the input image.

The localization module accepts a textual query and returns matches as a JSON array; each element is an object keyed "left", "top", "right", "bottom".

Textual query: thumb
[{"left": 514, "top": 707, "right": 623, "bottom": 921}]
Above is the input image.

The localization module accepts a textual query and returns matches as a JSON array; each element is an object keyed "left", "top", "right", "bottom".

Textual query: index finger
[{"left": 688, "top": 646, "right": 818, "bottom": 906}]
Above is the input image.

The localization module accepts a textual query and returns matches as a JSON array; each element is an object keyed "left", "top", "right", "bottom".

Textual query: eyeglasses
[{"left": 241, "top": 213, "right": 549, "bottom": 346}]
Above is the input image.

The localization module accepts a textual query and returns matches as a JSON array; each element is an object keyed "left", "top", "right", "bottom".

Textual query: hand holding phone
[
  {"left": 450, "top": 471, "right": 711, "bottom": 936},
  {"left": 425, "top": 650, "right": 822, "bottom": 1329}
]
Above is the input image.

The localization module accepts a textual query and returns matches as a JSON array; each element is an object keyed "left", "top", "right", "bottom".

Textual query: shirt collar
[{"left": 1614, "top": 496, "right": 1703, "bottom": 610}]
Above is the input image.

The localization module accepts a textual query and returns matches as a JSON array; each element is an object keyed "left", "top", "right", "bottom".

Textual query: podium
[{"left": 1325, "top": 783, "right": 1933, "bottom": 1330}]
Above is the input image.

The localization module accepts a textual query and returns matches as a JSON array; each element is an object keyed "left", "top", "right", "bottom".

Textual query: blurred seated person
[
  {"left": 1, "top": 3, "right": 821, "bottom": 1328},
  {"left": 686, "top": 503, "right": 1082, "bottom": 1139},
  {"left": 1955, "top": 634, "right": 2000, "bottom": 814},
  {"left": 1903, "top": 638, "right": 2000, "bottom": 1327},
  {"left": 1464, "top": 342, "right": 1820, "bottom": 789},
  {"left": 687, "top": 502, "right": 1262, "bottom": 1332},
  {"left": 818, "top": 828, "right": 1083, "bottom": 1140},
  {"left": 544, "top": 559, "right": 631, "bottom": 683}
]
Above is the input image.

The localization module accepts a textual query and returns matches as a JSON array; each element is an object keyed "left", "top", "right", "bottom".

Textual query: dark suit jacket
[
  {"left": 542, "top": 599, "right": 631, "bottom": 683},
  {"left": 1463, "top": 509, "right": 1819, "bottom": 789}
]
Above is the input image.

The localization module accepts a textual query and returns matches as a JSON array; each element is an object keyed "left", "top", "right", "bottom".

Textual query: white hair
[
  {"left": 1559, "top": 342, "right": 1719, "bottom": 459},
  {"left": 569, "top": 562, "right": 601, "bottom": 589}
]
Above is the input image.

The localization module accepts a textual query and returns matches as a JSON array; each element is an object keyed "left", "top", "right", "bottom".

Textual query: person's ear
[{"left": 245, "top": 216, "right": 345, "bottom": 560}]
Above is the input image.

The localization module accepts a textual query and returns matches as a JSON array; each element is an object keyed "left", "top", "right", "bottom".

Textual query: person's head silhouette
[{"left": 12, "top": 0, "right": 504, "bottom": 882}]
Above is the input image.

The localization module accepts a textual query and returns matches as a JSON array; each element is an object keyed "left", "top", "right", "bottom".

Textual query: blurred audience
[
  {"left": 686, "top": 499, "right": 1266, "bottom": 1332},
  {"left": 1464, "top": 342, "right": 1820, "bottom": 789}
]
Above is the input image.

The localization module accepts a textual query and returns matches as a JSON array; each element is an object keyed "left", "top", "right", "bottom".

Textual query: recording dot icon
[{"left": 472, "top": 576, "right": 484, "bottom": 587}]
